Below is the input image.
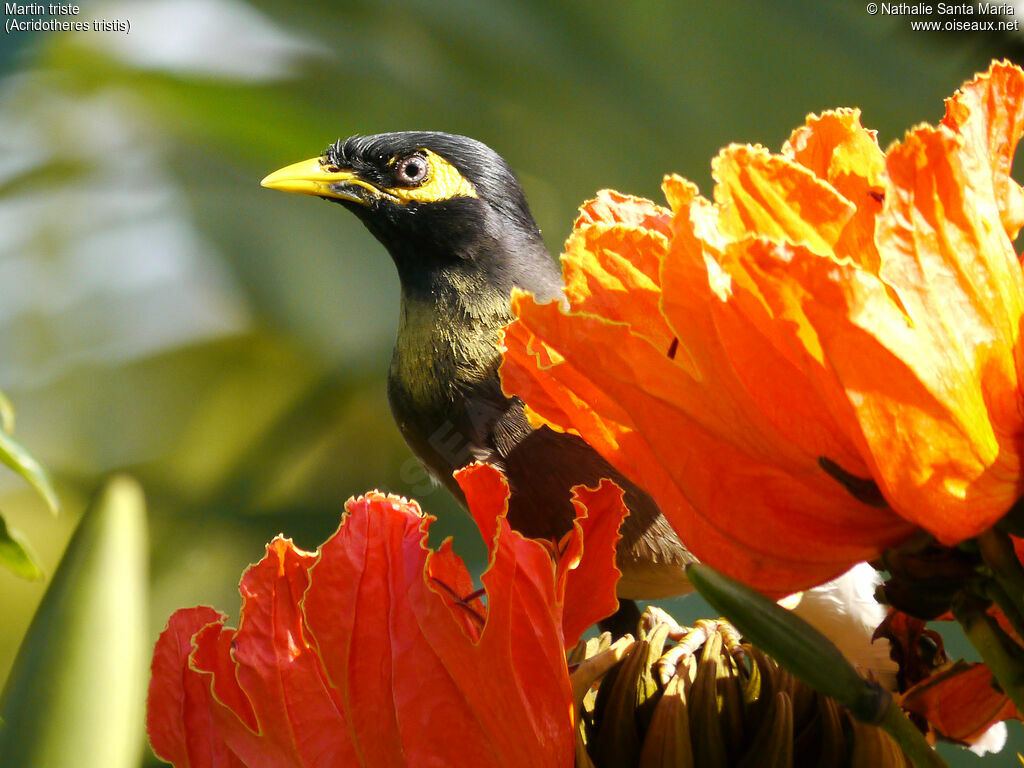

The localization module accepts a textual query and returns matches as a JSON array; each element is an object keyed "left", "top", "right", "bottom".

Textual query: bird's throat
[
  {"left": 386, "top": 278, "right": 515, "bottom": 500},
  {"left": 391, "top": 277, "right": 510, "bottom": 407}
]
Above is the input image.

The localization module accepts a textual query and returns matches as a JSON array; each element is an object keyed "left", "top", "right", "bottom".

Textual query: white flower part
[
  {"left": 781, "top": 562, "right": 898, "bottom": 691},
  {"left": 967, "top": 721, "right": 1007, "bottom": 756}
]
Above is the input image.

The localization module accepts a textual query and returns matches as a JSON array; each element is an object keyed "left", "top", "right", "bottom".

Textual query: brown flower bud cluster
[{"left": 569, "top": 608, "right": 910, "bottom": 768}]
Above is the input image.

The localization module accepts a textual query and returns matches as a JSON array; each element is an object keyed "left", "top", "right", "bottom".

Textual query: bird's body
[{"left": 262, "top": 132, "right": 694, "bottom": 606}]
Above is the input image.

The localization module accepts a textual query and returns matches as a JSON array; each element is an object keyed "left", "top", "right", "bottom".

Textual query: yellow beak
[{"left": 260, "top": 157, "right": 380, "bottom": 203}]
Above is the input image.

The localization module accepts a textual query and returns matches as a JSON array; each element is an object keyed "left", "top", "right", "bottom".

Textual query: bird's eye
[{"left": 395, "top": 155, "right": 429, "bottom": 186}]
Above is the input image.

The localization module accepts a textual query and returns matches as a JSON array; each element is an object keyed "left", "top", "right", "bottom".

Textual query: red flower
[{"left": 147, "top": 463, "right": 627, "bottom": 767}]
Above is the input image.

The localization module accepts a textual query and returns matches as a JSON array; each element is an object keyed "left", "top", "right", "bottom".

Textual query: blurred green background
[{"left": 0, "top": 0, "right": 1021, "bottom": 764}]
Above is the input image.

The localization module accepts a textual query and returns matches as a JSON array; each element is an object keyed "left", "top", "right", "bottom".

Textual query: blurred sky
[{"left": 1, "top": 1, "right": 1022, "bottom": 765}]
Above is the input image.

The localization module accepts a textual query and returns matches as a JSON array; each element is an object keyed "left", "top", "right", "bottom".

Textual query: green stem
[
  {"left": 875, "top": 698, "right": 949, "bottom": 768},
  {"left": 984, "top": 579, "right": 1024, "bottom": 646},
  {"left": 953, "top": 594, "right": 1024, "bottom": 716},
  {"left": 977, "top": 528, "right": 1024, "bottom": 638}
]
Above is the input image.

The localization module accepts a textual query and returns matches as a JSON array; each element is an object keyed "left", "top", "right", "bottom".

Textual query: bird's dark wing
[{"left": 487, "top": 393, "right": 535, "bottom": 462}]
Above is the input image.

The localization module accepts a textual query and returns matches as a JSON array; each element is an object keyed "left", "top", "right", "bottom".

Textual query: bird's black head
[{"left": 262, "top": 132, "right": 556, "bottom": 298}]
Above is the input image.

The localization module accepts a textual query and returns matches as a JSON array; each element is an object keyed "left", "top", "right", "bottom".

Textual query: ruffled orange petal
[
  {"left": 660, "top": 178, "right": 871, "bottom": 480},
  {"left": 562, "top": 224, "right": 674, "bottom": 351},
  {"left": 573, "top": 189, "right": 672, "bottom": 236},
  {"left": 712, "top": 143, "right": 854, "bottom": 255},
  {"left": 941, "top": 60, "right": 1024, "bottom": 240},
  {"left": 501, "top": 312, "right": 651, "bottom": 484},
  {"left": 783, "top": 108, "right": 886, "bottom": 272}
]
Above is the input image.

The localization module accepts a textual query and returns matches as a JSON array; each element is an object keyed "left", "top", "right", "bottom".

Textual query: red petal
[
  {"left": 559, "top": 479, "right": 628, "bottom": 646},
  {"left": 179, "top": 539, "right": 353, "bottom": 768},
  {"left": 458, "top": 459, "right": 509, "bottom": 547},
  {"left": 456, "top": 462, "right": 627, "bottom": 647},
  {"left": 302, "top": 480, "right": 575, "bottom": 767},
  {"left": 150, "top": 489, "right": 577, "bottom": 767},
  {"left": 301, "top": 496, "right": 424, "bottom": 766},
  {"left": 147, "top": 606, "right": 244, "bottom": 768},
  {"left": 427, "top": 538, "right": 487, "bottom": 642},
  {"left": 900, "top": 662, "right": 1021, "bottom": 744}
]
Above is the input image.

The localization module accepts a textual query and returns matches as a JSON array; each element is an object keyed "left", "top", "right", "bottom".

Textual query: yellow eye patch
[
  {"left": 385, "top": 149, "right": 478, "bottom": 204},
  {"left": 261, "top": 149, "right": 478, "bottom": 206}
]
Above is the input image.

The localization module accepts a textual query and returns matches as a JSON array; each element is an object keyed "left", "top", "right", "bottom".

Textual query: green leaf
[
  {"left": 0, "top": 512, "right": 43, "bottom": 580},
  {"left": 0, "top": 475, "right": 149, "bottom": 768},
  {"left": 0, "top": 426, "right": 58, "bottom": 515}
]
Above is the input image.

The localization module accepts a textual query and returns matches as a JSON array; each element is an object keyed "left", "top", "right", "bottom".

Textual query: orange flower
[
  {"left": 900, "top": 662, "right": 1016, "bottom": 750},
  {"left": 502, "top": 61, "right": 1024, "bottom": 596},
  {"left": 147, "top": 463, "right": 627, "bottom": 768}
]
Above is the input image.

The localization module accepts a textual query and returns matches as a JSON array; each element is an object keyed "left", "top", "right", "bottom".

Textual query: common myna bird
[{"left": 262, "top": 132, "right": 695, "bottom": 631}]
